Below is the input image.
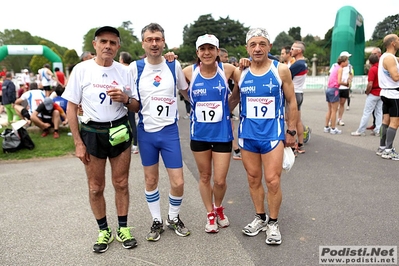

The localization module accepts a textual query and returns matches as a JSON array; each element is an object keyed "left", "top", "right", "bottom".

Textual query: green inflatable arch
[
  {"left": 0, "top": 45, "right": 63, "bottom": 72},
  {"left": 330, "top": 6, "right": 365, "bottom": 75}
]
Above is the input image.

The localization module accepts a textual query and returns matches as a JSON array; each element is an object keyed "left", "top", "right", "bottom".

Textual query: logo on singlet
[{"left": 192, "top": 88, "right": 207, "bottom": 97}]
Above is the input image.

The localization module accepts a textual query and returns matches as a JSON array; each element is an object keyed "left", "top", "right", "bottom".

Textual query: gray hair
[{"left": 141, "top": 23, "right": 165, "bottom": 41}]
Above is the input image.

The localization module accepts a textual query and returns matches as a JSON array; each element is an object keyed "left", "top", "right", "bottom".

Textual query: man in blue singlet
[{"left": 229, "top": 27, "right": 298, "bottom": 245}]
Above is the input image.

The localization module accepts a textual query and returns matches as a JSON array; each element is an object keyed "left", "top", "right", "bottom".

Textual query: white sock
[{"left": 145, "top": 188, "right": 162, "bottom": 222}]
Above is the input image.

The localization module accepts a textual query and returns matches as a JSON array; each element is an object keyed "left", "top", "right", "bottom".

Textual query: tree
[
  {"left": 372, "top": 14, "right": 399, "bottom": 40},
  {"left": 303, "top": 34, "right": 316, "bottom": 45},
  {"left": 288, "top": 27, "right": 302, "bottom": 41},
  {"left": 178, "top": 14, "right": 248, "bottom": 62},
  {"left": 271, "top": 32, "right": 295, "bottom": 56}
]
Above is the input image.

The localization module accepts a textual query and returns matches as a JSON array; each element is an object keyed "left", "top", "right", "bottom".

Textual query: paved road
[{"left": 1, "top": 91, "right": 398, "bottom": 266}]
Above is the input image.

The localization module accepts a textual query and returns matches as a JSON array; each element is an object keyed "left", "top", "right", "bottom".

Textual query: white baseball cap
[
  {"left": 195, "top": 34, "right": 219, "bottom": 50},
  {"left": 339, "top": 51, "right": 352, "bottom": 57}
]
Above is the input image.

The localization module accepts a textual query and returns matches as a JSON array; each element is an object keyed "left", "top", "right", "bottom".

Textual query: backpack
[
  {"left": 1, "top": 129, "right": 22, "bottom": 153},
  {"left": 1, "top": 127, "right": 35, "bottom": 153},
  {"left": 18, "top": 127, "right": 35, "bottom": 150}
]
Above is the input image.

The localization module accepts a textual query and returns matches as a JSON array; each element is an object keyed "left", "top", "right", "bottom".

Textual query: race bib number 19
[
  {"left": 246, "top": 97, "right": 275, "bottom": 119},
  {"left": 195, "top": 101, "right": 223, "bottom": 123}
]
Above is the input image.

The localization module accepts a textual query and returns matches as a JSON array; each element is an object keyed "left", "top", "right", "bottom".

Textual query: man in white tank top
[{"left": 377, "top": 34, "right": 399, "bottom": 160}]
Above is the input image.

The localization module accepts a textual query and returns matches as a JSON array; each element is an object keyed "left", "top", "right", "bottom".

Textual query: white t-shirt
[
  {"left": 129, "top": 58, "right": 188, "bottom": 132},
  {"left": 38, "top": 68, "right": 52, "bottom": 87},
  {"left": 19, "top": 90, "right": 45, "bottom": 115},
  {"left": 62, "top": 59, "right": 138, "bottom": 122}
]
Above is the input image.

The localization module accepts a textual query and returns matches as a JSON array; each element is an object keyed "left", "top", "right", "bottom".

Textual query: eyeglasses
[
  {"left": 291, "top": 47, "right": 301, "bottom": 51},
  {"left": 144, "top": 37, "right": 164, "bottom": 43}
]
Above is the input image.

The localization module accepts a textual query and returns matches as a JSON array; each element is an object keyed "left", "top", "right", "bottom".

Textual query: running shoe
[
  {"left": 337, "top": 119, "right": 345, "bottom": 126},
  {"left": 166, "top": 215, "right": 191, "bottom": 237},
  {"left": 146, "top": 218, "right": 164, "bottom": 241},
  {"left": 205, "top": 212, "right": 219, "bottom": 233},
  {"left": 323, "top": 127, "right": 330, "bottom": 133},
  {"left": 116, "top": 227, "right": 137, "bottom": 249},
  {"left": 41, "top": 130, "right": 49, "bottom": 137},
  {"left": 53, "top": 131, "right": 60, "bottom": 139},
  {"left": 233, "top": 150, "right": 242, "bottom": 160},
  {"left": 370, "top": 131, "right": 380, "bottom": 137},
  {"left": 295, "top": 144, "right": 305, "bottom": 154},
  {"left": 93, "top": 227, "right": 114, "bottom": 253},
  {"left": 265, "top": 221, "right": 282, "bottom": 245},
  {"left": 242, "top": 214, "right": 268, "bottom": 236},
  {"left": 214, "top": 205, "right": 230, "bottom": 228},
  {"left": 381, "top": 148, "right": 399, "bottom": 160},
  {"left": 376, "top": 147, "right": 385, "bottom": 156},
  {"left": 303, "top": 126, "right": 311, "bottom": 144},
  {"left": 351, "top": 131, "right": 365, "bottom": 136},
  {"left": 131, "top": 145, "right": 139, "bottom": 154},
  {"left": 330, "top": 128, "right": 342, "bottom": 135}
]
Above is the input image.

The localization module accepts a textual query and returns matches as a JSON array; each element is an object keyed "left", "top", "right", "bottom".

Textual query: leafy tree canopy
[{"left": 1, "top": 14, "right": 399, "bottom": 75}]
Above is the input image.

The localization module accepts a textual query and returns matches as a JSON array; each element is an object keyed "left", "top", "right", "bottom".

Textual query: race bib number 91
[
  {"left": 246, "top": 97, "right": 275, "bottom": 119},
  {"left": 150, "top": 96, "right": 177, "bottom": 118}
]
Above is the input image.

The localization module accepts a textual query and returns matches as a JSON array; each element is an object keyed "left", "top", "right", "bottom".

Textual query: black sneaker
[
  {"left": 116, "top": 227, "right": 137, "bottom": 249},
  {"left": 93, "top": 227, "right": 114, "bottom": 253},
  {"left": 165, "top": 215, "right": 190, "bottom": 237},
  {"left": 146, "top": 218, "right": 164, "bottom": 241}
]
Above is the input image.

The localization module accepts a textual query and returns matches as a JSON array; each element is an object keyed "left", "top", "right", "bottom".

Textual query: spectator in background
[
  {"left": 54, "top": 67, "right": 66, "bottom": 87},
  {"left": 17, "top": 83, "right": 28, "bottom": 98},
  {"left": 30, "top": 97, "right": 67, "bottom": 139},
  {"left": 336, "top": 51, "right": 353, "bottom": 126},
  {"left": 0, "top": 67, "right": 7, "bottom": 78},
  {"left": 179, "top": 91, "right": 191, "bottom": 120},
  {"left": 80, "top": 51, "right": 95, "bottom": 61},
  {"left": 14, "top": 82, "right": 45, "bottom": 126},
  {"left": 22, "top": 69, "right": 31, "bottom": 88},
  {"left": 38, "top": 64, "right": 56, "bottom": 97},
  {"left": 2, "top": 72, "right": 18, "bottom": 126},
  {"left": 367, "top": 47, "right": 383, "bottom": 130},
  {"left": 325, "top": 55, "right": 351, "bottom": 135},
  {"left": 219, "top": 48, "right": 241, "bottom": 160},
  {"left": 280, "top": 45, "right": 295, "bottom": 67},
  {"left": 351, "top": 54, "right": 382, "bottom": 137},
  {"left": 289, "top": 41, "right": 308, "bottom": 154},
  {"left": 52, "top": 84, "right": 68, "bottom": 114},
  {"left": 377, "top": 34, "right": 399, "bottom": 160},
  {"left": 119, "top": 51, "right": 139, "bottom": 154},
  {"left": 0, "top": 76, "right": 4, "bottom": 115}
]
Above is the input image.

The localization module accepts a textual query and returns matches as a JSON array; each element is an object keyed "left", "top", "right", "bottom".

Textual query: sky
[{"left": 0, "top": 0, "right": 398, "bottom": 56}]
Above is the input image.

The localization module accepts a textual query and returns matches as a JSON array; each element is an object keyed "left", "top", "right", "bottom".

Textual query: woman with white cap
[{"left": 182, "top": 34, "right": 237, "bottom": 233}]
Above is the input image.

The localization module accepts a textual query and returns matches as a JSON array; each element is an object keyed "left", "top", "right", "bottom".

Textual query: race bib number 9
[
  {"left": 150, "top": 96, "right": 177, "bottom": 118},
  {"left": 246, "top": 97, "right": 275, "bottom": 119},
  {"left": 195, "top": 101, "right": 223, "bottom": 123}
]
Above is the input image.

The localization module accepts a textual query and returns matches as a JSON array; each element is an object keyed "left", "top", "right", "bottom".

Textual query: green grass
[{"left": 0, "top": 126, "right": 75, "bottom": 161}]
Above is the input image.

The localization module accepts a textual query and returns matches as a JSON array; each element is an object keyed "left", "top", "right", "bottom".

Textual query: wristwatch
[
  {"left": 286, "top": 129, "right": 297, "bottom": 136},
  {"left": 124, "top": 97, "right": 132, "bottom": 105}
]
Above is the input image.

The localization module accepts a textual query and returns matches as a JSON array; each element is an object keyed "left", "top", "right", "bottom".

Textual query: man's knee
[{"left": 266, "top": 175, "right": 281, "bottom": 193}]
